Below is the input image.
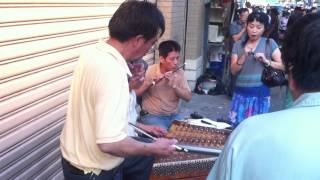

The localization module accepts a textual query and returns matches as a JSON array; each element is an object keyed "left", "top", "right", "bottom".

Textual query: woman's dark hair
[
  {"left": 270, "top": 8, "right": 279, "bottom": 16},
  {"left": 242, "top": 12, "right": 269, "bottom": 46},
  {"left": 109, "top": 1, "right": 165, "bottom": 42},
  {"left": 158, "top": 40, "right": 181, "bottom": 58},
  {"left": 247, "top": 12, "right": 269, "bottom": 30},
  {"left": 265, "top": 8, "right": 280, "bottom": 42},
  {"left": 282, "top": 14, "right": 320, "bottom": 91}
]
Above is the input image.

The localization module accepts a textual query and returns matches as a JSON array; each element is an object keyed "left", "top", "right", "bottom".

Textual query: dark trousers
[
  {"left": 62, "top": 155, "right": 154, "bottom": 180},
  {"left": 62, "top": 138, "right": 154, "bottom": 180}
]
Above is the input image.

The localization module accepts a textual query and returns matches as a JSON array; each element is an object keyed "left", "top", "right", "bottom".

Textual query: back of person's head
[
  {"left": 287, "top": 11, "right": 304, "bottom": 28},
  {"left": 270, "top": 7, "right": 279, "bottom": 17},
  {"left": 252, "top": 6, "right": 262, "bottom": 13},
  {"left": 109, "top": 1, "right": 165, "bottom": 42},
  {"left": 294, "top": 6, "right": 305, "bottom": 13},
  {"left": 132, "top": 59, "right": 148, "bottom": 71},
  {"left": 311, "top": 7, "right": 318, "bottom": 13},
  {"left": 282, "top": 14, "right": 320, "bottom": 91},
  {"left": 158, "top": 40, "right": 181, "bottom": 58},
  {"left": 237, "top": 8, "right": 249, "bottom": 16},
  {"left": 282, "top": 10, "right": 290, "bottom": 17}
]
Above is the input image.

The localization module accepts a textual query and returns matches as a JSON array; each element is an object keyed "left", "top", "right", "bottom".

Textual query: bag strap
[{"left": 265, "top": 38, "right": 271, "bottom": 61}]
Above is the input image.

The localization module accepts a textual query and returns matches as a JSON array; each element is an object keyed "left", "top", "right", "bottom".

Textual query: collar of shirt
[
  {"left": 156, "top": 63, "right": 162, "bottom": 75},
  {"left": 96, "top": 39, "right": 132, "bottom": 77},
  {"left": 292, "top": 92, "right": 320, "bottom": 108}
]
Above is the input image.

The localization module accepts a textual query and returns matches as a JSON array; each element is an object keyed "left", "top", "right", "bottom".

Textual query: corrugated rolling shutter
[
  {"left": 142, "top": 0, "right": 157, "bottom": 65},
  {"left": 144, "top": 46, "right": 157, "bottom": 65},
  {"left": 0, "top": 1, "right": 124, "bottom": 179}
]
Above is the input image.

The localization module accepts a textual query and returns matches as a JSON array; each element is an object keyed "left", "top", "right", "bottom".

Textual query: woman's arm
[
  {"left": 231, "top": 51, "right": 248, "bottom": 75},
  {"left": 255, "top": 48, "right": 285, "bottom": 71},
  {"left": 270, "top": 48, "right": 285, "bottom": 70}
]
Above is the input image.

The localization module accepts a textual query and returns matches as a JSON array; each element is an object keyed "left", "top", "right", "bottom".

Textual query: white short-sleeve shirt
[{"left": 60, "top": 40, "right": 131, "bottom": 175}]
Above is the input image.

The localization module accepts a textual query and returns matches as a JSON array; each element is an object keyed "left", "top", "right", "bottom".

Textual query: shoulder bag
[{"left": 261, "top": 39, "right": 287, "bottom": 87}]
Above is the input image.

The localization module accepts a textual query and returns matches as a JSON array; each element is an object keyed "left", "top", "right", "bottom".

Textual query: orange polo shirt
[{"left": 142, "top": 64, "right": 190, "bottom": 115}]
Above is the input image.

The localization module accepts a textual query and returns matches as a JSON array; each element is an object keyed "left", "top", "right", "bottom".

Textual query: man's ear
[
  {"left": 159, "top": 56, "right": 165, "bottom": 64},
  {"left": 132, "top": 35, "right": 145, "bottom": 47},
  {"left": 288, "top": 70, "right": 303, "bottom": 100}
]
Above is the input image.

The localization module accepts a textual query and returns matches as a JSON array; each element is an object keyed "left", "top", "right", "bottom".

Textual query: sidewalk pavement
[{"left": 180, "top": 86, "right": 287, "bottom": 121}]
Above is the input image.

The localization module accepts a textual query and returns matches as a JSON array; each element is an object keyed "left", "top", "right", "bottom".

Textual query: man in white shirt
[{"left": 60, "top": 1, "right": 177, "bottom": 180}]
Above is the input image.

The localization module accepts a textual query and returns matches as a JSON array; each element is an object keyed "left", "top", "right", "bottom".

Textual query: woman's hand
[
  {"left": 255, "top": 53, "right": 271, "bottom": 66},
  {"left": 244, "top": 46, "right": 253, "bottom": 55}
]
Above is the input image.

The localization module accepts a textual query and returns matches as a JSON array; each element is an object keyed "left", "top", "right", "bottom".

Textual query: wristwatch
[{"left": 266, "top": 59, "right": 272, "bottom": 67}]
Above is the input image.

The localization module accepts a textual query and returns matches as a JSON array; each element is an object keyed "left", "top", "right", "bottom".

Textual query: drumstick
[{"left": 128, "top": 122, "right": 188, "bottom": 152}]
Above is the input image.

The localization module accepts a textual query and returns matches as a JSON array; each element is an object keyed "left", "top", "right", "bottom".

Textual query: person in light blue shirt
[{"left": 207, "top": 13, "right": 320, "bottom": 180}]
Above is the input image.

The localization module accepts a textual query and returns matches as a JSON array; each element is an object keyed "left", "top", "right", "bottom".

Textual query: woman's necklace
[{"left": 246, "top": 39, "right": 260, "bottom": 52}]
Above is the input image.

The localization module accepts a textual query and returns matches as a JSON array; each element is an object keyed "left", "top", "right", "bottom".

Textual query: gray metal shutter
[
  {"left": 143, "top": 0, "right": 157, "bottom": 65},
  {"left": 0, "top": 1, "right": 124, "bottom": 179},
  {"left": 143, "top": 46, "right": 157, "bottom": 65}
]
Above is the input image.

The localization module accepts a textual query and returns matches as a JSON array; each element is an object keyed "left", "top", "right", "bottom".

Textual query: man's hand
[
  {"left": 129, "top": 63, "right": 145, "bottom": 90},
  {"left": 149, "top": 138, "right": 177, "bottom": 157},
  {"left": 137, "top": 123, "right": 167, "bottom": 137},
  {"left": 164, "top": 70, "right": 173, "bottom": 78},
  {"left": 98, "top": 136, "right": 177, "bottom": 157},
  {"left": 129, "top": 74, "right": 144, "bottom": 90},
  {"left": 164, "top": 71, "right": 179, "bottom": 88}
]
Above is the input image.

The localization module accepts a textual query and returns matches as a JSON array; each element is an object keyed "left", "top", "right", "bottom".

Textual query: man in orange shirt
[{"left": 135, "top": 40, "right": 192, "bottom": 129}]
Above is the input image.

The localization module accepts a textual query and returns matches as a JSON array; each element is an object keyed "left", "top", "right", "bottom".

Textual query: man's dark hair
[
  {"left": 237, "top": 8, "right": 249, "bottom": 15},
  {"left": 109, "top": 1, "right": 165, "bottom": 42},
  {"left": 287, "top": 11, "right": 304, "bottom": 28},
  {"left": 158, "top": 40, "right": 181, "bottom": 58},
  {"left": 282, "top": 14, "right": 320, "bottom": 91}
]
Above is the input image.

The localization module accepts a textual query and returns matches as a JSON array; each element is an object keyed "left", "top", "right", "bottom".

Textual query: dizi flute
[{"left": 152, "top": 63, "right": 186, "bottom": 85}]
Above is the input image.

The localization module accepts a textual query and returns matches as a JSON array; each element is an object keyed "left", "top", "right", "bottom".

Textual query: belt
[
  {"left": 62, "top": 157, "right": 85, "bottom": 175},
  {"left": 140, "top": 110, "right": 149, "bottom": 117},
  {"left": 62, "top": 157, "right": 122, "bottom": 179}
]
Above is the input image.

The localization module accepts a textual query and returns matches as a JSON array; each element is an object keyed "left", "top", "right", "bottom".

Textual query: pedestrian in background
[{"left": 229, "top": 8, "right": 249, "bottom": 44}]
